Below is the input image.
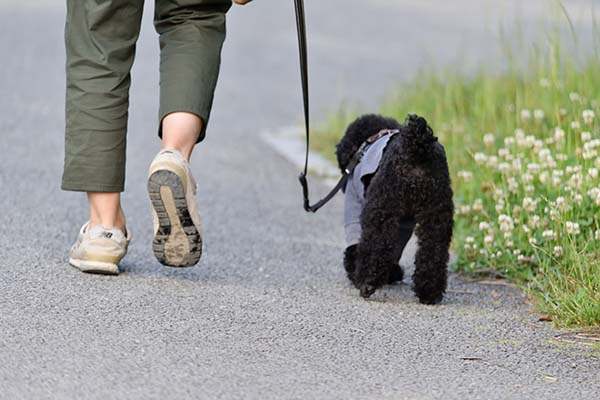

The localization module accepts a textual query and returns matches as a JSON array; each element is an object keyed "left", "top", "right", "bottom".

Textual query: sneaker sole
[
  {"left": 147, "top": 169, "right": 202, "bottom": 267},
  {"left": 69, "top": 257, "right": 119, "bottom": 275}
]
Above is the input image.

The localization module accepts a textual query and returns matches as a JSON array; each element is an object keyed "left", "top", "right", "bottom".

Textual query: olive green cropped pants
[{"left": 62, "top": 0, "right": 232, "bottom": 192}]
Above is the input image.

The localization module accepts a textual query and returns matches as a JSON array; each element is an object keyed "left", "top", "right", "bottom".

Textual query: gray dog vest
[{"left": 344, "top": 135, "right": 394, "bottom": 246}]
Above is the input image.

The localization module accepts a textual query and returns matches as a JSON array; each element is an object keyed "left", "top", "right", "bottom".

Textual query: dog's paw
[
  {"left": 359, "top": 284, "right": 377, "bottom": 298},
  {"left": 417, "top": 293, "right": 444, "bottom": 305}
]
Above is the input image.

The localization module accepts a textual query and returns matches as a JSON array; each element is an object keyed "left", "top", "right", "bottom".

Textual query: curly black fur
[{"left": 337, "top": 114, "right": 454, "bottom": 304}]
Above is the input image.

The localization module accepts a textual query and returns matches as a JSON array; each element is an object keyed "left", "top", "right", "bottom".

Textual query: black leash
[
  {"left": 295, "top": 0, "right": 346, "bottom": 213},
  {"left": 294, "top": 0, "right": 398, "bottom": 213}
]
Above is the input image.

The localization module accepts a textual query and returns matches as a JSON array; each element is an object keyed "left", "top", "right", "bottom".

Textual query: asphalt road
[{"left": 1, "top": 1, "right": 599, "bottom": 399}]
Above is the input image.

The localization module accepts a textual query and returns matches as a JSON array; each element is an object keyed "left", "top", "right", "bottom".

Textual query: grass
[{"left": 313, "top": 4, "right": 600, "bottom": 327}]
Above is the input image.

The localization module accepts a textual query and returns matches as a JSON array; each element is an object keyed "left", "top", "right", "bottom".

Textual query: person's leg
[
  {"left": 154, "top": 0, "right": 232, "bottom": 150},
  {"left": 88, "top": 193, "right": 127, "bottom": 232},
  {"left": 63, "top": 0, "right": 143, "bottom": 273},
  {"left": 147, "top": 0, "right": 231, "bottom": 267},
  {"left": 63, "top": 0, "right": 144, "bottom": 231},
  {"left": 161, "top": 112, "right": 203, "bottom": 161}
]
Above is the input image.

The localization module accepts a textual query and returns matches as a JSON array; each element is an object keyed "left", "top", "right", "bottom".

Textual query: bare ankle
[{"left": 87, "top": 192, "right": 127, "bottom": 233}]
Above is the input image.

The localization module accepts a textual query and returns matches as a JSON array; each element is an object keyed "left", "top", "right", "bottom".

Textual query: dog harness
[
  {"left": 344, "top": 132, "right": 398, "bottom": 246},
  {"left": 298, "top": 126, "right": 400, "bottom": 213}
]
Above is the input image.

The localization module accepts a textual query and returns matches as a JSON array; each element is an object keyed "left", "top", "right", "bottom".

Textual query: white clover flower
[
  {"left": 506, "top": 240, "right": 514, "bottom": 248},
  {"left": 498, "top": 162, "right": 510, "bottom": 173},
  {"left": 508, "top": 177, "right": 519, "bottom": 193},
  {"left": 495, "top": 201, "right": 505, "bottom": 214},
  {"left": 552, "top": 176, "right": 562, "bottom": 187},
  {"left": 498, "top": 148, "right": 510, "bottom": 158},
  {"left": 472, "top": 198, "right": 483, "bottom": 212},
  {"left": 498, "top": 214, "right": 515, "bottom": 232},
  {"left": 534, "top": 109, "right": 545, "bottom": 121},
  {"left": 546, "top": 159, "right": 558, "bottom": 169},
  {"left": 553, "top": 246, "right": 564, "bottom": 257},
  {"left": 569, "top": 92, "right": 581, "bottom": 102},
  {"left": 581, "top": 131, "right": 592, "bottom": 142},
  {"left": 457, "top": 170, "right": 473, "bottom": 181},
  {"left": 539, "top": 78, "right": 551, "bottom": 88},
  {"left": 518, "top": 135, "right": 536, "bottom": 149},
  {"left": 528, "top": 163, "right": 541, "bottom": 174},
  {"left": 522, "top": 225, "right": 531, "bottom": 233},
  {"left": 569, "top": 173, "right": 583, "bottom": 189},
  {"left": 554, "top": 127, "right": 566, "bottom": 142},
  {"left": 556, "top": 153, "right": 568, "bottom": 161},
  {"left": 538, "top": 171, "right": 549, "bottom": 184},
  {"left": 487, "top": 156, "right": 499, "bottom": 168},
  {"left": 525, "top": 185, "right": 535, "bottom": 194},
  {"left": 513, "top": 249, "right": 522, "bottom": 256},
  {"left": 473, "top": 152, "right": 488, "bottom": 165},
  {"left": 595, "top": 230, "right": 600, "bottom": 240},
  {"left": 479, "top": 221, "right": 491, "bottom": 231},
  {"left": 512, "top": 158, "right": 522, "bottom": 172},
  {"left": 573, "top": 193, "right": 583, "bottom": 205},
  {"left": 585, "top": 139, "right": 600, "bottom": 150},
  {"left": 483, "top": 133, "right": 495, "bottom": 146},
  {"left": 522, "top": 197, "right": 537, "bottom": 212},
  {"left": 459, "top": 205, "right": 472, "bottom": 215},
  {"left": 521, "top": 109, "right": 532, "bottom": 121},
  {"left": 566, "top": 221, "right": 580, "bottom": 235},
  {"left": 515, "top": 128, "right": 526, "bottom": 140},
  {"left": 583, "top": 109, "right": 595, "bottom": 125},
  {"left": 464, "top": 243, "right": 471, "bottom": 250},
  {"left": 529, "top": 215, "right": 541, "bottom": 228},
  {"left": 537, "top": 149, "right": 551, "bottom": 161},
  {"left": 583, "top": 149, "right": 597, "bottom": 160},
  {"left": 542, "top": 230, "right": 557, "bottom": 240},
  {"left": 496, "top": 251, "right": 503, "bottom": 257},
  {"left": 589, "top": 168, "right": 599, "bottom": 180},
  {"left": 484, "top": 235, "right": 494, "bottom": 246},
  {"left": 523, "top": 173, "right": 534, "bottom": 184},
  {"left": 555, "top": 196, "right": 568, "bottom": 211},
  {"left": 504, "top": 137, "right": 515, "bottom": 147},
  {"left": 529, "top": 237, "right": 538, "bottom": 246},
  {"left": 534, "top": 140, "right": 544, "bottom": 152},
  {"left": 571, "top": 120, "right": 581, "bottom": 130},
  {"left": 559, "top": 108, "right": 568, "bottom": 117},
  {"left": 466, "top": 236, "right": 475, "bottom": 244},
  {"left": 494, "top": 188, "right": 504, "bottom": 199},
  {"left": 565, "top": 166, "right": 581, "bottom": 175},
  {"left": 545, "top": 137, "right": 555, "bottom": 145}
]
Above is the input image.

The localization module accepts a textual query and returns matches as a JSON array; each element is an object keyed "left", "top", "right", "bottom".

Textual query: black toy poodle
[{"left": 336, "top": 114, "right": 454, "bottom": 304}]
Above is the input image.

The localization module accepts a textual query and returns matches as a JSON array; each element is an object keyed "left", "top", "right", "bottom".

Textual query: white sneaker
[
  {"left": 147, "top": 148, "right": 202, "bottom": 267},
  {"left": 69, "top": 222, "right": 131, "bottom": 275}
]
